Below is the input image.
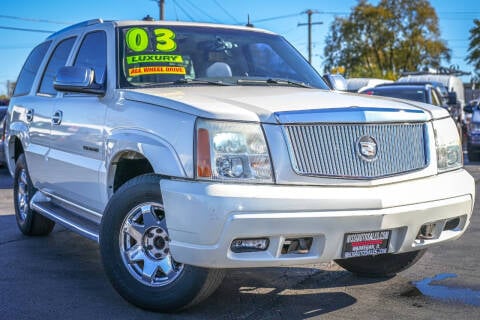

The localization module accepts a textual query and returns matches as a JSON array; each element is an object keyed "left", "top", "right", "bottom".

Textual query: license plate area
[{"left": 342, "top": 230, "right": 391, "bottom": 258}]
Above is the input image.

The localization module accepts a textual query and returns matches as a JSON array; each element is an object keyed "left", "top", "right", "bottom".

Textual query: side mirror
[
  {"left": 464, "top": 104, "right": 474, "bottom": 114},
  {"left": 447, "top": 91, "right": 457, "bottom": 106},
  {"left": 323, "top": 74, "right": 347, "bottom": 91},
  {"left": 54, "top": 66, "right": 105, "bottom": 95}
]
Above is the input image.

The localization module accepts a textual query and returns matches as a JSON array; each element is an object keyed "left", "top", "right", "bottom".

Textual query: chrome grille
[{"left": 284, "top": 123, "right": 427, "bottom": 179}]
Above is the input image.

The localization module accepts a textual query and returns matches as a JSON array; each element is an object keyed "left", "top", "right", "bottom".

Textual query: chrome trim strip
[
  {"left": 42, "top": 190, "right": 102, "bottom": 219},
  {"left": 275, "top": 107, "right": 428, "bottom": 124},
  {"left": 31, "top": 202, "right": 99, "bottom": 242}
]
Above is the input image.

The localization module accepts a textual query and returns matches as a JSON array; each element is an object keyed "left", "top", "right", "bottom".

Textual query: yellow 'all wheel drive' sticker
[
  {"left": 126, "top": 54, "right": 183, "bottom": 64},
  {"left": 129, "top": 66, "right": 186, "bottom": 77}
]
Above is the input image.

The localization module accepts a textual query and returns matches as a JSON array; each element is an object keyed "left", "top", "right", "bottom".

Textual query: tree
[
  {"left": 323, "top": 0, "right": 450, "bottom": 79},
  {"left": 466, "top": 19, "right": 480, "bottom": 84}
]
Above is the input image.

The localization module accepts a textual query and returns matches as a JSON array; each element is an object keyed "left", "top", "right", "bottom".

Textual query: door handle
[
  {"left": 26, "top": 108, "right": 34, "bottom": 122},
  {"left": 52, "top": 110, "right": 63, "bottom": 125}
]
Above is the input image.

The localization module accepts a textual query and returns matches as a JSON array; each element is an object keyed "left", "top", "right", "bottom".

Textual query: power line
[
  {"left": 0, "top": 26, "right": 53, "bottom": 33},
  {"left": 0, "top": 14, "right": 70, "bottom": 25},
  {"left": 183, "top": 0, "right": 222, "bottom": 22},
  {"left": 252, "top": 13, "right": 302, "bottom": 23},
  {"left": 172, "top": 0, "right": 195, "bottom": 21},
  {"left": 212, "top": 0, "right": 240, "bottom": 24},
  {"left": 172, "top": 0, "right": 180, "bottom": 21}
]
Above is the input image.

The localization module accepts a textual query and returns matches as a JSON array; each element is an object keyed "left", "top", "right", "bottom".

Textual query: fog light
[
  {"left": 444, "top": 217, "right": 460, "bottom": 231},
  {"left": 230, "top": 238, "right": 269, "bottom": 253}
]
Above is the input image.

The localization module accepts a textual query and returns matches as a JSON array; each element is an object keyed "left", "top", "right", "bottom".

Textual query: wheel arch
[
  {"left": 6, "top": 121, "right": 29, "bottom": 175},
  {"left": 106, "top": 129, "right": 188, "bottom": 196}
]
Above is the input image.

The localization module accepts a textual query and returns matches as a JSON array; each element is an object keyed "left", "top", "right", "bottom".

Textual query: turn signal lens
[{"left": 196, "top": 128, "right": 212, "bottom": 177}]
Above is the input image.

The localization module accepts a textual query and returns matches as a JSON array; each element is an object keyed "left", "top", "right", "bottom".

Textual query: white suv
[{"left": 4, "top": 19, "right": 474, "bottom": 312}]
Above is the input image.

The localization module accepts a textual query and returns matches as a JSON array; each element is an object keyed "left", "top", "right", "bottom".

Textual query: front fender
[{"left": 106, "top": 129, "right": 187, "bottom": 178}]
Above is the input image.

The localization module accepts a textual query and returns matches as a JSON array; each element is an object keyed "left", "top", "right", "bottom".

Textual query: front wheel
[
  {"left": 100, "top": 174, "right": 225, "bottom": 312},
  {"left": 335, "top": 250, "right": 426, "bottom": 277}
]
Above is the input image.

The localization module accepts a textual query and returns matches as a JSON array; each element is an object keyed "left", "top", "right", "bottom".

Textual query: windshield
[{"left": 117, "top": 25, "right": 328, "bottom": 89}]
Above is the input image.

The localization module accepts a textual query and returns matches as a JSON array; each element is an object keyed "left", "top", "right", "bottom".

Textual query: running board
[{"left": 30, "top": 192, "right": 100, "bottom": 242}]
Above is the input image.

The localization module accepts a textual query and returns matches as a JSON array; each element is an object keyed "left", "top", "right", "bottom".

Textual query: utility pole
[
  {"left": 153, "top": 0, "right": 165, "bottom": 20},
  {"left": 298, "top": 10, "right": 323, "bottom": 64},
  {"left": 160, "top": 0, "right": 165, "bottom": 20}
]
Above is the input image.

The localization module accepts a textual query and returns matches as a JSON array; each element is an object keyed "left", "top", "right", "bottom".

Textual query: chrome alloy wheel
[
  {"left": 120, "top": 202, "right": 183, "bottom": 286},
  {"left": 16, "top": 169, "right": 30, "bottom": 221}
]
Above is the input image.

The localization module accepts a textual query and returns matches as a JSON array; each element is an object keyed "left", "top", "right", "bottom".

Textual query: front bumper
[{"left": 161, "top": 169, "right": 474, "bottom": 268}]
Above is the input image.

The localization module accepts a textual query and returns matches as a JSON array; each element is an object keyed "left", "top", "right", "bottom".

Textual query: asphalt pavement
[{"left": 0, "top": 164, "right": 479, "bottom": 319}]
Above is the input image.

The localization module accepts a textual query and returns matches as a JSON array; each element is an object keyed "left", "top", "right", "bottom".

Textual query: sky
[{"left": 0, "top": 0, "right": 479, "bottom": 95}]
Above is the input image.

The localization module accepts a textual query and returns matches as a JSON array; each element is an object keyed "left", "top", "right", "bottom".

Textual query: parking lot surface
[{"left": 0, "top": 165, "right": 479, "bottom": 319}]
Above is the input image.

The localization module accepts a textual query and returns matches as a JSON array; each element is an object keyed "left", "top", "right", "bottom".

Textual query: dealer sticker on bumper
[{"left": 342, "top": 230, "right": 391, "bottom": 258}]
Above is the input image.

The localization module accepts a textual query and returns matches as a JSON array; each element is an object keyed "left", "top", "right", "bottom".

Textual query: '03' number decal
[
  {"left": 125, "top": 27, "right": 177, "bottom": 52},
  {"left": 125, "top": 28, "right": 149, "bottom": 52},
  {"left": 154, "top": 28, "right": 177, "bottom": 52}
]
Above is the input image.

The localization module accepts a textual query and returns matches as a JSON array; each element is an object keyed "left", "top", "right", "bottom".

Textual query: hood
[{"left": 123, "top": 86, "right": 448, "bottom": 123}]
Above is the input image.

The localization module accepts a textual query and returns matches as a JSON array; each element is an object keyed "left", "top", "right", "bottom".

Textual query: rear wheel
[
  {"left": 335, "top": 250, "right": 426, "bottom": 277},
  {"left": 13, "top": 154, "right": 55, "bottom": 236},
  {"left": 100, "top": 174, "right": 225, "bottom": 312}
]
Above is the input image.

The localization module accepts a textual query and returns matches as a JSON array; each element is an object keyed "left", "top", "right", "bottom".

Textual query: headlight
[
  {"left": 196, "top": 119, "right": 273, "bottom": 183},
  {"left": 433, "top": 117, "right": 462, "bottom": 173}
]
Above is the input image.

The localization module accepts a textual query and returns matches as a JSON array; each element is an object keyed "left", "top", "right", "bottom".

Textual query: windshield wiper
[
  {"left": 173, "top": 78, "right": 234, "bottom": 86},
  {"left": 236, "top": 78, "right": 312, "bottom": 88},
  {"left": 133, "top": 78, "right": 234, "bottom": 89}
]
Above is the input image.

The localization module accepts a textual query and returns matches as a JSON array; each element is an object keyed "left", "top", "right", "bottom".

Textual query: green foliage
[
  {"left": 466, "top": 19, "right": 480, "bottom": 83},
  {"left": 323, "top": 0, "right": 450, "bottom": 79}
]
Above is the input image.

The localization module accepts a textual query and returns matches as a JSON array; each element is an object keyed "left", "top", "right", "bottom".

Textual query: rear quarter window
[{"left": 13, "top": 41, "right": 51, "bottom": 97}]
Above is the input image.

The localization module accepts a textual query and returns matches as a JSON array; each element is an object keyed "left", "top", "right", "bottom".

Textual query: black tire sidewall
[
  {"left": 13, "top": 154, "right": 37, "bottom": 233},
  {"left": 99, "top": 174, "right": 210, "bottom": 312}
]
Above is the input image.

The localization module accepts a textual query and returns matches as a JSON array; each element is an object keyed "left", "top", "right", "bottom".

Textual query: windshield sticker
[
  {"left": 125, "top": 28, "right": 150, "bottom": 52},
  {"left": 128, "top": 66, "right": 186, "bottom": 77},
  {"left": 126, "top": 54, "right": 183, "bottom": 64},
  {"left": 154, "top": 28, "right": 177, "bottom": 52},
  {"left": 125, "top": 27, "right": 177, "bottom": 53}
]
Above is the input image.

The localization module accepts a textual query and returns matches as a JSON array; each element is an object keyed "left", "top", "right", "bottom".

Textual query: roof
[{"left": 47, "top": 19, "right": 275, "bottom": 40}]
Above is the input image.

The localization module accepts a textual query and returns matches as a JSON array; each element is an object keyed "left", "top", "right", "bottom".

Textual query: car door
[
  {"left": 27, "top": 38, "right": 76, "bottom": 188},
  {"left": 47, "top": 30, "right": 108, "bottom": 213}
]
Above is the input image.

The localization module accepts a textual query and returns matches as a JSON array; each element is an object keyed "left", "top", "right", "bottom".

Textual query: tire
[
  {"left": 100, "top": 174, "right": 225, "bottom": 312},
  {"left": 335, "top": 249, "right": 426, "bottom": 277},
  {"left": 13, "top": 154, "right": 55, "bottom": 236}
]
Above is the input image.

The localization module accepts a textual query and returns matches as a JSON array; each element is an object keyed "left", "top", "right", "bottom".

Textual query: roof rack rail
[
  {"left": 401, "top": 66, "right": 470, "bottom": 77},
  {"left": 47, "top": 19, "right": 104, "bottom": 39}
]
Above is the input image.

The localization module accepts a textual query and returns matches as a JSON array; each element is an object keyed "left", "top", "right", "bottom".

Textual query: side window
[
  {"left": 38, "top": 37, "right": 76, "bottom": 96},
  {"left": 74, "top": 31, "right": 107, "bottom": 84},
  {"left": 13, "top": 41, "right": 51, "bottom": 97}
]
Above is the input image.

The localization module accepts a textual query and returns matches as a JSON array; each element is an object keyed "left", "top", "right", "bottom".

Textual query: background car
[
  {"left": 359, "top": 83, "right": 447, "bottom": 107},
  {"left": 346, "top": 77, "right": 393, "bottom": 93},
  {"left": 0, "top": 106, "right": 7, "bottom": 167},
  {"left": 464, "top": 99, "right": 480, "bottom": 161}
]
